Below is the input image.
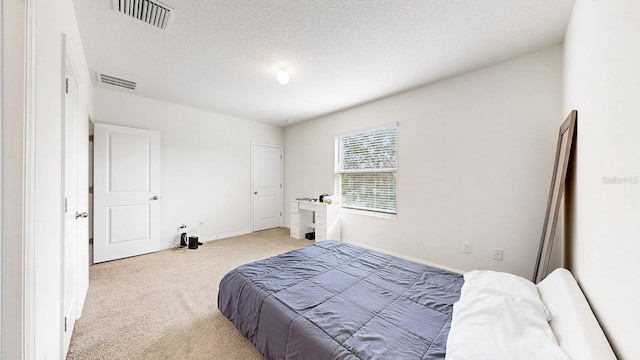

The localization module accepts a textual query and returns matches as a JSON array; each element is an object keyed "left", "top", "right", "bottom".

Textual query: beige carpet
[{"left": 67, "top": 228, "right": 310, "bottom": 360}]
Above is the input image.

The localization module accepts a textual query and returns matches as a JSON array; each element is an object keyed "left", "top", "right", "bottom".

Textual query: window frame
[{"left": 334, "top": 124, "right": 398, "bottom": 216}]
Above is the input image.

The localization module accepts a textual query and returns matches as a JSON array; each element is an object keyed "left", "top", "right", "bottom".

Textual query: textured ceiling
[{"left": 72, "top": 0, "right": 575, "bottom": 126}]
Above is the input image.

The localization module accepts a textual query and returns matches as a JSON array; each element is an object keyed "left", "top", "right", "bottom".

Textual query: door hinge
[
  {"left": 89, "top": 186, "right": 94, "bottom": 194},
  {"left": 280, "top": 155, "right": 283, "bottom": 160},
  {"left": 64, "top": 317, "right": 67, "bottom": 332},
  {"left": 64, "top": 198, "right": 68, "bottom": 213},
  {"left": 89, "top": 237, "right": 93, "bottom": 245},
  {"left": 280, "top": 212, "right": 282, "bottom": 217},
  {"left": 280, "top": 183, "right": 282, "bottom": 188},
  {"left": 65, "top": 78, "right": 69, "bottom": 94},
  {"left": 89, "top": 135, "right": 94, "bottom": 142}
]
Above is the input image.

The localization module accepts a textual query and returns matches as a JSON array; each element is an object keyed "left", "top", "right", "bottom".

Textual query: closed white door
[
  {"left": 94, "top": 123, "right": 161, "bottom": 263},
  {"left": 63, "top": 57, "right": 80, "bottom": 355},
  {"left": 252, "top": 144, "right": 283, "bottom": 231}
]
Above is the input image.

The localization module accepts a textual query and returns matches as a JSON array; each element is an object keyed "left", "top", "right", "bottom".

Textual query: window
[{"left": 335, "top": 125, "right": 397, "bottom": 214}]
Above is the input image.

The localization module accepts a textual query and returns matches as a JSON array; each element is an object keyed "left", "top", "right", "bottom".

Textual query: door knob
[
  {"left": 151, "top": 195, "right": 161, "bottom": 200},
  {"left": 75, "top": 211, "right": 88, "bottom": 219},
  {"left": 254, "top": 192, "right": 258, "bottom": 194}
]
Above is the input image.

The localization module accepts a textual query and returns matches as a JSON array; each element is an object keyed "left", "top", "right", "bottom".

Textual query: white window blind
[{"left": 335, "top": 125, "right": 397, "bottom": 214}]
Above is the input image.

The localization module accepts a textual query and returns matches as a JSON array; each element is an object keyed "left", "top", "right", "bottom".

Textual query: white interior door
[
  {"left": 94, "top": 123, "right": 161, "bottom": 263},
  {"left": 252, "top": 144, "right": 283, "bottom": 231},
  {"left": 63, "top": 56, "right": 79, "bottom": 355}
]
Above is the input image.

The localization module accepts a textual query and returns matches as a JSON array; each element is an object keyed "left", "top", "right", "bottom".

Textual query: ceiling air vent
[
  {"left": 112, "top": 0, "right": 174, "bottom": 31},
  {"left": 98, "top": 73, "right": 137, "bottom": 90}
]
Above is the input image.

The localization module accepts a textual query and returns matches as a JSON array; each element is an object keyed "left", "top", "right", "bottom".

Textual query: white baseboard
[
  {"left": 342, "top": 240, "right": 465, "bottom": 274},
  {"left": 88, "top": 229, "right": 256, "bottom": 265},
  {"left": 199, "top": 229, "right": 252, "bottom": 243}
]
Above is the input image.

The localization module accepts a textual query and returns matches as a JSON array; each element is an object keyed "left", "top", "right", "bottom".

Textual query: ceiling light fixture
[{"left": 277, "top": 69, "right": 290, "bottom": 85}]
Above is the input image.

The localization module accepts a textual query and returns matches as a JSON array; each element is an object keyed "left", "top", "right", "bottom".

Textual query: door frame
[
  {"left": 1, "top": 0, "right": 39, "bottom": 357},
  {"left": 23, "top": 1, "right": 38, "bottom": 358},
  {"left": 250, "top": 142, "right": 283, "bottom": 232}
]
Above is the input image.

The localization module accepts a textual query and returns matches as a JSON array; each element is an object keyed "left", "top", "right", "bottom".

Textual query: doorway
[
  {"left": 251, "top": 143, "right": 283, "bottom": 232},
  {"left": 62, "top": 50, "right": 88, "bottom": 356},
  {"left": 93, "top": 123, "right": 161, "bottom": 263}
]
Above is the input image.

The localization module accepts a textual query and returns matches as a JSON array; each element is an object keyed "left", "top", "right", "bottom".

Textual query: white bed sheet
[
  {"left": 446, "top": 268, "right": 617, "bottom": 360},
  {"left": 446, "top": 270, "right": 569, "bottom": 360}
]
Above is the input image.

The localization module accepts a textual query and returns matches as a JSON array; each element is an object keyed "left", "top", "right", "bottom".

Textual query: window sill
[{"left": 341, "top": 207, "right": 397, "bottom": 220}]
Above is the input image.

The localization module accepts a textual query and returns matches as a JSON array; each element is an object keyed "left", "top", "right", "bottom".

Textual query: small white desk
[{"left": 290, "top": 200, "right": 341, "bottom": 241}]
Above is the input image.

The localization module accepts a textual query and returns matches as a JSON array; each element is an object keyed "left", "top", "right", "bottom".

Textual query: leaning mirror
[{"left": 533, "top": 110, "right": 577, "bottom": 283}]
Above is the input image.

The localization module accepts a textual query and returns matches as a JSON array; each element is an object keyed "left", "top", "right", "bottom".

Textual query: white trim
[
  {"left": 200, "top": 229, "right": 253, "bottom": 242},
  {"left": 23, "top": 0, "right": 37, "bottom": 358},
  {"left": 250, "top": 142, "right": 254, "bottom": 231},
  {"left": 340, "top": 207, "right": 398, "bottom": 220},
  {"left": 59, "top": 34, "right": 66, "bottom": 360},
  {"left": 333, "top": 121, "right": 398, "bottom": 138},
  {"left": 342, "top": 239, "right": 465, "bottom": 274},
  {"left": 337, "top": 168, "right": 396, "bottom": 174},
  {"left": 0, "top": 0, "right": 4, "bottom": 354},
  {"left": 334, "top": 125, "right": 398, "bottom": 215}
]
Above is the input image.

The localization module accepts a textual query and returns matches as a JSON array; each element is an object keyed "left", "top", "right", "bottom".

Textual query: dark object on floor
[
  {"left": 188, "top": 236, "right": 199, "bottom": 249},
  {"left": 180, "top": 232, "right": 188, "bottom": 247},
  {"left": 305, "top": 232, "right": 315, "bottom": 240}
]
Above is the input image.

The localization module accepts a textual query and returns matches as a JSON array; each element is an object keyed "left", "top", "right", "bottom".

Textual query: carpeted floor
[{"left": 66, "top": 227, "right": 310, "bottom": 360}]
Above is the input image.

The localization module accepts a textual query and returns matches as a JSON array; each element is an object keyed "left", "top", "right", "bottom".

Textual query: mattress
[{"left": 218, "top": 241, "right": 464, "bottom": 359}]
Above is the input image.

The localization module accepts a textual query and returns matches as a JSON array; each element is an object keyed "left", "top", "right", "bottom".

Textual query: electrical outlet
[
  {"left": 462, "top": 242, "right": 471, "bottom": 254},
  {"left": 493, "top": 248, "right": 503, "bottom": 261}
]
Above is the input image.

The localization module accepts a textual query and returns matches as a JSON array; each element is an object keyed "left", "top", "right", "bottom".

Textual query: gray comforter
[{"left": 218, "top": 241, "right": 463, "bottom": 359}]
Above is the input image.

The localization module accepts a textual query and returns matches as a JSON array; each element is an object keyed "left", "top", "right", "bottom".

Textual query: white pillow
[{"left": 445, "top": 270, "right": 569, "bottom": 360}]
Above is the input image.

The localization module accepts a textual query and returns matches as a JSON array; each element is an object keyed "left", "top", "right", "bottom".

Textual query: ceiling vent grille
[
  {"left": 112, "top": 0, "right": 174, "bottom": 31},
  {"left": 98, "top": 73, "right": 137, "bottom": 90}
]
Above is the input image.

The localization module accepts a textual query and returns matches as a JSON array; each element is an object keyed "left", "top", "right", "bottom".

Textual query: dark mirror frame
[{"left": 533, "top": 110, "right": 577, "bottom": 283}]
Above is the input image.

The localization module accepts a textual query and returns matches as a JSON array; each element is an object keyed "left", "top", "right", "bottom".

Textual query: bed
[{"left": 218, "top": 241, "right": 616, "bottom": 359}]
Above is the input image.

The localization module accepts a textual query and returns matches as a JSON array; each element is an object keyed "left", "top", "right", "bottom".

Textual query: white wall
[
  {"left": 92, "top": 88, "right": 284, "bottom": 249},
  {"left": 285, "top": 46, "right": 563, "bottom": 278},
  {"left": 564, "top": 1, "right": 640, "bottom": 358}
]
